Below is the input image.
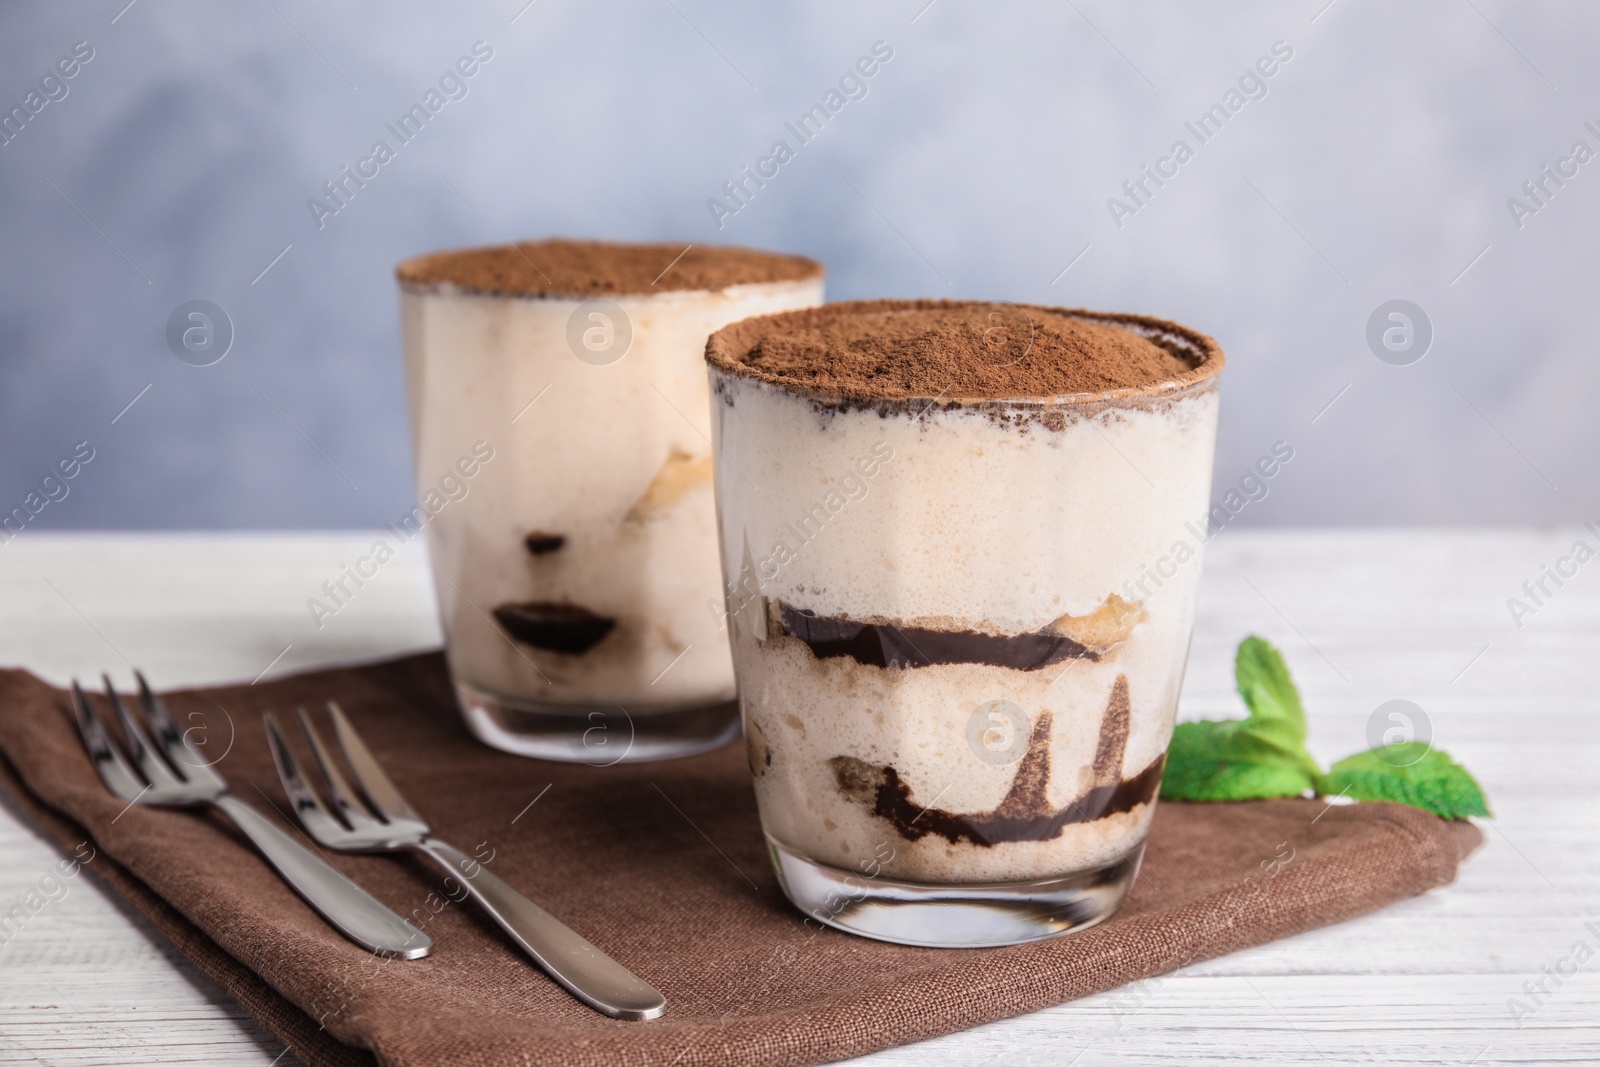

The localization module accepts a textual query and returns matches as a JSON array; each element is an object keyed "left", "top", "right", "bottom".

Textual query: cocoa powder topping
[
  {"left": 706, "top": 299, "right": 1222, "bottom": 401},
  {"left": 396, "top": 239, "right": 822, "bottom": 298}
]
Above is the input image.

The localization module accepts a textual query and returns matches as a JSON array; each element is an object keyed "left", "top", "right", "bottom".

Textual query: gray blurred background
[{"left": 0, "top": 0, "right": 1592, "bottom": 530}]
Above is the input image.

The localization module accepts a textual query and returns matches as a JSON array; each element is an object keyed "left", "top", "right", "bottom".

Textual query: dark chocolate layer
[
  {"left": 778, "top": 602, "right": 1096, "bottom": 672},
  {"left": 523, "top": 532, "right": 566, "bottom": 556},
  {"left": 841, "top": 752, "right": 1163, "bottom": 847},
  {"left": 493, "top": 602, "right": 614, "bottom": 654},
  {"left": 828, "top": 675, "right": 1160, "bottom": 846}
]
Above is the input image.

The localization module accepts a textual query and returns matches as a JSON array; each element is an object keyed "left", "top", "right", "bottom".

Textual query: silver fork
[
  {"left": 70, "top": 673, "right": 432, "bottom": 959},
  {"left": 264, "top": 702, "right": 667, "bottom": 1021}
]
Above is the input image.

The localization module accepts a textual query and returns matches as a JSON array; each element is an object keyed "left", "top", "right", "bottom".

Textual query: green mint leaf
[
  {"left": 1233, "top": 635, "right": 1318, "bottom": 776},
  {"left": 1161, "top": 720, "right": 1317, "bottom": 800},
  {"left": 1161, "top": 636, "right": 1322, "bottom": 802},
  {"left": 1317, "top": 744, "right": 1491, "bottom": 820}
]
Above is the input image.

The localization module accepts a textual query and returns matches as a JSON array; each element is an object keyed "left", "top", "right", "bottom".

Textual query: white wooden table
[{"left": 0, "top": 530, "right": 1593, "bottom": 1066}]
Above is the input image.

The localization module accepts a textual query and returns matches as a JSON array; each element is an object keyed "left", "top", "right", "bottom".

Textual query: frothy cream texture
[
  {"left": 402, "top": 277, "right": 823, "bottom": 708},
  {"left": 711, "top": 369, "right": 1220, "bottom": 883}
]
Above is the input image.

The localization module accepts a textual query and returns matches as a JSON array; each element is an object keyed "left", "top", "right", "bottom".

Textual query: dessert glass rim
[
  {"left": 394, "top": 238, "right": 823, "bottom": 301},
  {"left": 705, "top": 298, "right": 1225, "bottom": 409}
]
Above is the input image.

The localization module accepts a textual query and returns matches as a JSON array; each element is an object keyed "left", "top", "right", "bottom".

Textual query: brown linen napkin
[{"left": 0, "top": 654, "right": 1481, "bottom": 1067}]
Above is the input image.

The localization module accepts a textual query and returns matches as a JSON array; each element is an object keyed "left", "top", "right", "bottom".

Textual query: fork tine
[
  {"left": 326, "top": 702, "right": 423, "bottom": 823},
  {"left": 135, "top": 669, "right": 224, "bottom": 789},
  {"left": 70, "top": 680, "right": 147, "bottom": 802},
  {"left": 102, "top": 674, "right": 184, "bottom": 791},
  {"left": 263, "top": 712, "right": 351, "bottom": 844},
  {"left": 295, "top": 706, "right": 384, "bottom": 829}
]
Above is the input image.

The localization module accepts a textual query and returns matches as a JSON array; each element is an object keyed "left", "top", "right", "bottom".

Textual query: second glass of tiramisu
[
  {"left": 706, "top": 300, "right": 1222, "bottom": 946},
  {"left": 398, "top": 239, "right": 823, "bottom": 762}
]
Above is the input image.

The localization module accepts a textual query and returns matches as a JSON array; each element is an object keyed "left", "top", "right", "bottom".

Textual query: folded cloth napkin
[{"left": 0, "top": 654, "right": 1481, "bottom": 1067}]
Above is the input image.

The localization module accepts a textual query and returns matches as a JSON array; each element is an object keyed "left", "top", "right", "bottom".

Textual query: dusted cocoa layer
[
  {"left": 706, "top": 300, "right": 1224, "bottom": 405},
  {"left": 397, "top": 238, "right": 823, "bottom": 298}
]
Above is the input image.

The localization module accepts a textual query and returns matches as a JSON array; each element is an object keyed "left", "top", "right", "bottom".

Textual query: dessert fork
[
  {"left": 265, "top": 702, "right": 667, "bottom": 1021},
  {"left": 69, "top": 673, "right": 432, "bottom": 959}
]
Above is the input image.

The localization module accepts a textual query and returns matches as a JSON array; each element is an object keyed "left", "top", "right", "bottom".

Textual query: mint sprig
[
  {"left": 1161, "top": 635, "right": 1490, "bottom": 821},
  {"left": 1162, "top": 637, "right": 1321, "bottom": 801},
  {"left": 1317, "top": 744, "right": 1490, "bottom": 819}
]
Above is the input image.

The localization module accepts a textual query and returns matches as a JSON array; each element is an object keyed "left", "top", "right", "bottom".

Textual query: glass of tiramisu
[
  {"left": 705, "top": 300, "right": 1222, "bottom": 946},
  {"left": 398, "top": 239, "right": 823, "bottom": 762}
]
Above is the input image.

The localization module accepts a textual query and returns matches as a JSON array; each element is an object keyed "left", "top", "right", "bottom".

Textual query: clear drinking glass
[
  {"left": 706, "top": 301, "right": 1223, "bottom": 945},
  {"left": 398, "top": 241, "right": 823, "bottom": 763}
]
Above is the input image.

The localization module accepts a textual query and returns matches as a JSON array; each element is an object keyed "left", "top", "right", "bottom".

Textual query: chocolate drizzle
[
  {"left": 1089, "top": 675, "right": 1131, "bottom": 791},
  {"left": 492, "top": 602, "right": 615, "bottom": 654},
  {"left": 778, "top": 603, "right": 1096, "bottom": 672},
  {"left": 828, "top": 675, "right": 1161, "bottom": 846}
]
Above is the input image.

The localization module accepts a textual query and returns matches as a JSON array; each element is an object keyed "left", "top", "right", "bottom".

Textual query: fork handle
[
  {"left": 211, "top": 795, "right": 433, "bottom": 959},
  {"left": 414, "top": 838, "right": 666, "bottom": 1021}
]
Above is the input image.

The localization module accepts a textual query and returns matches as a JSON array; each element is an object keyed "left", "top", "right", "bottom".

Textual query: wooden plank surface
[{"left": 0, "top": 530, "right": 1592, "bottom": 1065}]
